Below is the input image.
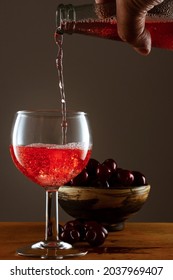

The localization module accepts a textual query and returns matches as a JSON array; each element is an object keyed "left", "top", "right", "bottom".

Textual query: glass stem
[{"left": 45, "top": 190, "right": 59, "bottom": 245}]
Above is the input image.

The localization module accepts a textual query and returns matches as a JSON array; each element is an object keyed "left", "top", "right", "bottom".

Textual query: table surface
[{"left": 0, "top": 222, "right": 173, "bottom": 260}]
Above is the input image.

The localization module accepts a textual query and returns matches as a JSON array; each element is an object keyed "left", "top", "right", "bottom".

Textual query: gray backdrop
[{"left": 0, "top": 0, "right": 173, "bottom": 223}]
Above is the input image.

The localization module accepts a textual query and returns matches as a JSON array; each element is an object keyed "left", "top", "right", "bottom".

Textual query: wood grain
[{"left": 0, "top": 222, "right": 173, "bottom": 260}]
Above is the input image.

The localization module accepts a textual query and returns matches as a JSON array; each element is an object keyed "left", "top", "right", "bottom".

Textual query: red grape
[
  {"left": 64, "top": 219, "right": 87, "bottom": 241},
  {"left": 85, "top": 228, "right": 106, "bottom": 247},
  {"left": 116, "top": 169, "right": 134, "bottom": 186},
  {"left": 102, "top": 158, "right": 117, "bottom": 172},
  {"left": 70, "top": 169, "right": 89, "bottom": 186},
  {"left": 60, "top": 228, "right": 80, "bottom": 244},
  {"left": 132, "top": 171, "right": 147, "bottom": 186},
  {"left": 86, "top": 158, "right": 100, "bottom": 177},
  {"left": 96, "top": 164, "right": 111, "bottom": 181}
]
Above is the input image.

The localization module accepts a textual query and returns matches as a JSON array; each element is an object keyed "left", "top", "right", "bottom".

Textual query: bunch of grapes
[
  {"left": 59, "top": 219, "right": 108, "bottom": 247},
  {"left": 66, "top": 158, "right": 147, "bottom": 188}
]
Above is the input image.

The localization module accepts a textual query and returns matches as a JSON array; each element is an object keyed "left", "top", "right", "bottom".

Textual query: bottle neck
[
  {"left": 56, "top": 4, "right": 75, "bottom": 33},
  {"left": 56, "top": 2, "right": 117, "bottom": 34},
  {"left": 56, "top": 1, "right": 173, "bottom": 35}
]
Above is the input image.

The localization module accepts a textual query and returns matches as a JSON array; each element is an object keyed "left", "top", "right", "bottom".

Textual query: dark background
[{"left": 0, "top": 0, "right": 173, "bottom": 223}]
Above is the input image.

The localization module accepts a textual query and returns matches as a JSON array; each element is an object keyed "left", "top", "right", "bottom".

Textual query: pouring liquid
[{"left": 55, "top": 31, "right": 67, "bottom": 145}]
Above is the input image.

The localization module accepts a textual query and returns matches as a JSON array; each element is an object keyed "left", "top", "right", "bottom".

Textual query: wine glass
[{"left": 10, "top": 110, "right": 92, "bottom": 259}]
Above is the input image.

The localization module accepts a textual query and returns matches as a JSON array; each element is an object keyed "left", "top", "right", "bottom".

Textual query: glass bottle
[{"left": 56, "top": 0, "right": 173, "bottom": 50}]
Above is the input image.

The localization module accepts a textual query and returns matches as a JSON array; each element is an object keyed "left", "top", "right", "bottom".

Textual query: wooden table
[{"left": 0, "top": 222, "right": 173, "bottom": 260}]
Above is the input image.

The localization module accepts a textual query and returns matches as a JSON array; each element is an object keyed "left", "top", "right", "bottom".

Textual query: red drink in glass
[{"left": 10, "top": 144, "right": 91, "bottom": 189}]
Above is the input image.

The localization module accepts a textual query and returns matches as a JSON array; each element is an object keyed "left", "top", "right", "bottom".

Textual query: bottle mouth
[{"left": 56, "top": 4, "right": 76, "bottom": 30}]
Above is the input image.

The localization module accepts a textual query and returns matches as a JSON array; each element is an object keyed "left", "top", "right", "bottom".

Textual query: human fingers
[{"left": 116, "top": 0, "right": 164, "bottom": 55}]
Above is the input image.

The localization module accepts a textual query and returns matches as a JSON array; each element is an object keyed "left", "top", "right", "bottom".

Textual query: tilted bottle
[{"left": 56, "top": 0, "right": 173, "bottom": 50}]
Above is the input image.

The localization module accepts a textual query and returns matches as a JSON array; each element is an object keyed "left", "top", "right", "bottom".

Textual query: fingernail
[{"left": 134, "top": 47, "right": 151, "bottom": 56}]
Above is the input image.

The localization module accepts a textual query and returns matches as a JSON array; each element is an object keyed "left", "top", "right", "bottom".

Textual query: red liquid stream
[
  {"left": 55, "top": 32, "right": 68, "bottom": 145},
  {"left": 10, "top": 144, "right": 91, "bottom": 189},
  {"left": 61, "top": 18, "right": 173, "bottom": 50}
]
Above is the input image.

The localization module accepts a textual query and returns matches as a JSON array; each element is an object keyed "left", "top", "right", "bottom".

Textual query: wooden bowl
[{"left": 58, "top": 185, "right": 151, "bottom": 231}]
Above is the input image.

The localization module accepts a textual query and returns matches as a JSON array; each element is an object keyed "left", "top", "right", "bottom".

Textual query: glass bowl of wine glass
[{"left": 9, "top": 109, "right": 92, "bottom": 259}]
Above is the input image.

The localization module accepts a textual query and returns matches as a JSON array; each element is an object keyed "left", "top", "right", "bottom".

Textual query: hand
[{"left": 96, "top": 0, "right": 164, "bottom": 55}]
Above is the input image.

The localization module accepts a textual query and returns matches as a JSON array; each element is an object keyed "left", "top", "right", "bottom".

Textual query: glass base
[{"left": 16, "top": 241, "right": 88, "bottom": 259}]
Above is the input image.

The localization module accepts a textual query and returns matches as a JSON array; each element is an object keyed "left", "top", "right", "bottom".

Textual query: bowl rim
[{"left": 59, "top": 184, "right": 151, "bottom": 192}]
